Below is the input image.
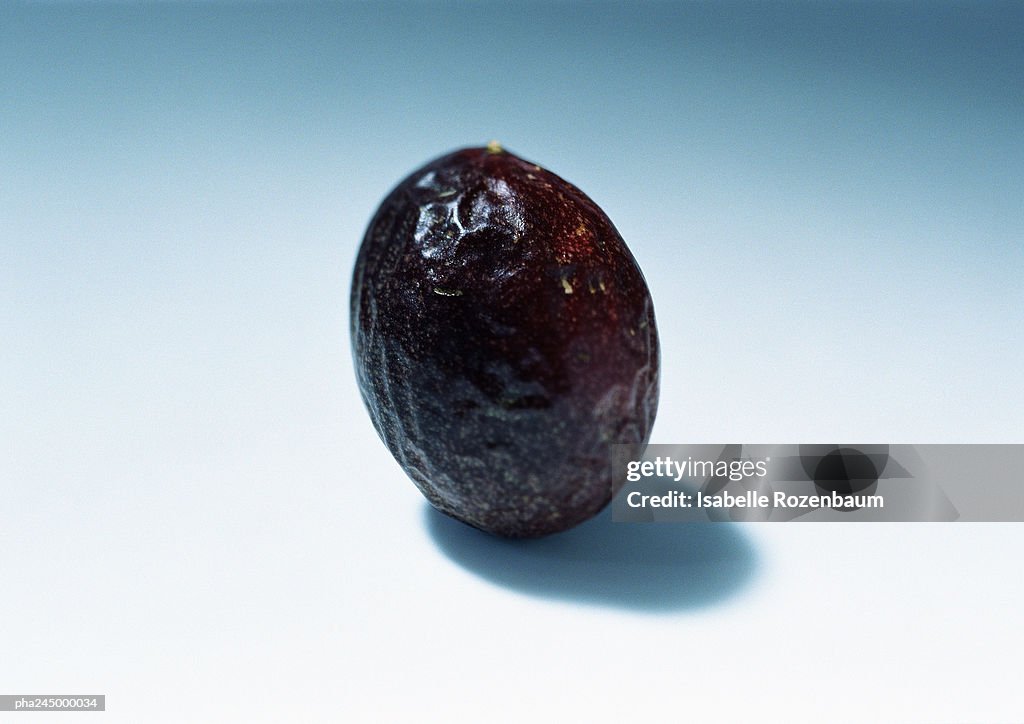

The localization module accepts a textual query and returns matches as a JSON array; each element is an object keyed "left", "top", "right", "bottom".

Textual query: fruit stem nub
[{"left": 486, "top": 139, "right": 504, "bottom": 154}]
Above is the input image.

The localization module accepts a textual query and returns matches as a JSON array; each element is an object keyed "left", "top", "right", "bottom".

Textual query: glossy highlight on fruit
[{"left": 350, "top": 144, "right": 659, "bottom": 537}]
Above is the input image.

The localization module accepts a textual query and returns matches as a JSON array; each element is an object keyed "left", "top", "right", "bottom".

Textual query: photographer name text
[{"left": 626, "top": 490, "right": 884, "bottom": 509}]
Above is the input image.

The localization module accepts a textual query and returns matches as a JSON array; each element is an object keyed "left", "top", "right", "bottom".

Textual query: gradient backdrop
[{"left": 2, "top": 3, "right": 1022, "bottom": 722}]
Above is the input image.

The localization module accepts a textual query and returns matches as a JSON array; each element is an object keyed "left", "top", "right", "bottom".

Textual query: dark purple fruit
[{"left": 350, "top": 144, "right": 659, "bottom": 537}]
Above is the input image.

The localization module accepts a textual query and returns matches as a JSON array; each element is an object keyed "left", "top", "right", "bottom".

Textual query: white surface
[{"left": 3, "top": 344, "right": 1022, "bottom": 722}]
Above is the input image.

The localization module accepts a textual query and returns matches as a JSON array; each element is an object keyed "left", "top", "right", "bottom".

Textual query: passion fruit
[{"left": 350, "top": 143, "right": 658, "bottom": 537}]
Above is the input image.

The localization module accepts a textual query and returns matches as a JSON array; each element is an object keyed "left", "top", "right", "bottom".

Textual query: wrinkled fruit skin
[{"left": 351, "top": 146, "right": 659, "bottom": 537}]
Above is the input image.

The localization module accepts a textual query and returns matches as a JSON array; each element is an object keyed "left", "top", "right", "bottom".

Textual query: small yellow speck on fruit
[
  {"left": 561, "top": 277, "right": 574, "bottom": 294},
  {"left": 486, "top": 140, "right": 503, "bottom": 154},
  {"left": 433, "top": 287, "right": 463, "bottom": 297}
]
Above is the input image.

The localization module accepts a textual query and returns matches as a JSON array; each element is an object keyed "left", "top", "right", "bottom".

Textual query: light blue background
[{"left": 1, "top": 3, "right": 1022, "bottom": 722}]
